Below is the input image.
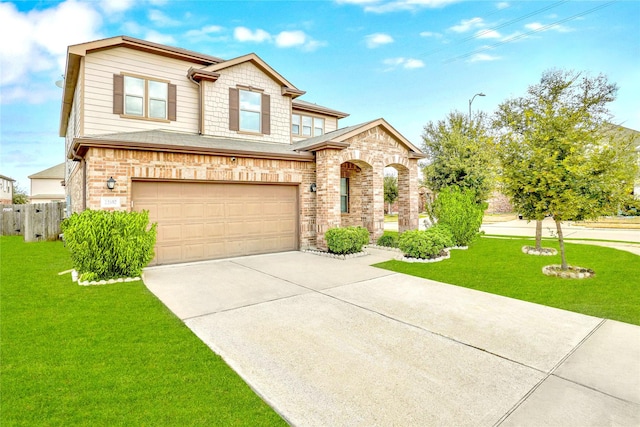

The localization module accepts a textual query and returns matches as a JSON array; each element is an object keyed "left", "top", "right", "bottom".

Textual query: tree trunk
[
  {"left": 535, "top": 220, "right": 542, "bottom": 250},
  {"left": 555, "top": 218, "right": 568, "bottom": 270}
]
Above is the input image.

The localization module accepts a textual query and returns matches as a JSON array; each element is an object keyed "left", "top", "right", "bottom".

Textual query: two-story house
[
  {"left": 0, "top": 175, "right": 15, "bottom": 204},
  {"left": 29, "top": 163, "right": 65, "bottom": 203},
  {"left": 60, "top": 36, "right": 424, "bottom": 265}
]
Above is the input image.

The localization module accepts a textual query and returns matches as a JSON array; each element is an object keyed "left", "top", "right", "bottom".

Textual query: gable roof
[
  {"left": 293, "top": 118, "right": 425, "bottom": 158},
  {"left": 200, "top": 53, "right": 305, "bottom": 98},
  {"left": 29, "top": 163, "right": 65, "bottom": 179}
]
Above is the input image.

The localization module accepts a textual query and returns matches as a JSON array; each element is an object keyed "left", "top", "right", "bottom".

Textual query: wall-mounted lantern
[
  {"left": 310, "top": 183, "right": 317, "bottom": 192},
  {"left": 106, "top": 177, "right": 116, "bottom": 191}
]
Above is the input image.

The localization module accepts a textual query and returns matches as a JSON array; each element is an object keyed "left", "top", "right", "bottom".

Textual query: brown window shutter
[
  {"left": 261, "top": 93, "right": 270, "bottom": 135},
  {"left": 229, "top": 88, "right": 239, "bottom": 131},
  {"left": 113, "top": 74, "right": 124, "bottom": 115},
  {"left": 168, "top": 83, "right": 177, "bottom": 121}
]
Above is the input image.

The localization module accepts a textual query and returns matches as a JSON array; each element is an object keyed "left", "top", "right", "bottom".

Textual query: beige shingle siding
[
  {"left": 202, "top": 61, "right": 291, "bottom": 143},
  {"left": 82, "top": 47, "right": 200, "bottom": 136}
]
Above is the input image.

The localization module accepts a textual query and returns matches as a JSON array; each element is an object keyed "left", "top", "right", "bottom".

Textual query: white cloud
[
  {"left": 234, "top": 27, "right": 324, "bottom": 51},
  {"left": 0, "top": 0, "right": 102, "bottom": 88},
  {"left": 496, "top": 2, "right": 509, "bottom": 10},
  {"left": 366, "top": 33, "right": 394, "bottom": 48},
  {"left": 419, "top": 31, "right": 443, "bottom": 38},
  {"left": 275, "top": 31, "right": 307, "bottom": 47},
  {"left": 99, "top": 0, "right": 134, "bottom": 15},
  {"left": 476, "top": 29, "right": 501, "bottom": 39},
  {"left": 234, "top": 26, "right": 272, "bottom": 43},
  {"left": 338, "top": 0, "right": 460, "bottom": 13},
  {"left": 468, "top": 53, "right": 500, "bottom": 62},
  {"left": 525, "top": 22, "right": 573, "bottom": 33},
  {"left": 383, "top": 57, "right": 425, "bottom": 70},
  {"left": 148, "top": 9, "right": 180, "bottom": 26},
  {"left": 450, "top": 17, "right": 484, "bottom": 33},
  {"left": 185, "top": 25, "right": 224, "bottom": 39}
]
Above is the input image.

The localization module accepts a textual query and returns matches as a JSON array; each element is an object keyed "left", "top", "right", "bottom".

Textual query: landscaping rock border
[
  {"left": 542, "top": 265, "right": 595, "bottom": 279},
  {"left": 71, "top": 269, "right": 143, "bottom": 286},
  {"left": 396, "top": 249, "right": 450, "bottom": 263},
  {"left": 522, "top": 246, "right": 558, "bottom": 256},
  {"left": 365, "top": 244, "right": 403, "bottom": 253},
  {"left": 302, "top": 249, "right": 369, "bottom": 260}
]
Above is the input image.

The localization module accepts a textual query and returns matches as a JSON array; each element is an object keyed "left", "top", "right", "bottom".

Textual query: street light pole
[{"left": 468, "top": 92, "right": 486, "bottom": 120}]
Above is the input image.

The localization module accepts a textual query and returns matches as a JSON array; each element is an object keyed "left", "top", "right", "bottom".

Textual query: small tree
[
  {"left": 12, "top": 182, "right": 29, "bottom": 204},
  {"left": 421, "top": 111, "right": 495, "bottom": 203},
  {"left": 383, "top": 174, "right": 398, "bottom": 214},
  {"left": 494, "top": 69, "right": 637, "bottom": 270}
]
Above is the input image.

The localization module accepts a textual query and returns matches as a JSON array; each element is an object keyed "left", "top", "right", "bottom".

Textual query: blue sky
[{"left": 1, "top": 0, "right": 639, "bottom": 192}]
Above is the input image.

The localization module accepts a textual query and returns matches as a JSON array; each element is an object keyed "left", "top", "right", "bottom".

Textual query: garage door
[{"left": 132, "top": 181, "right": 298, "bottom": 265}]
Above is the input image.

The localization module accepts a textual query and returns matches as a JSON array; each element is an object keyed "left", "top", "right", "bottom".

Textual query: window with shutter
[{"left": 113, "top": 74, "right": 175, "bottom": 121}]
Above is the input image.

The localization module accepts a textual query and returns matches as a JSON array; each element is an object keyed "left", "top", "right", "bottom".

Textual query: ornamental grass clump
[
  {"left": 325, "top": 226, "right": 370, "bottom": 254},
  {"left": 61, "top": 210, "right": 157, "bottom": 281},
  {"left": 376, "top": 232, "right": 399, "bottom": 248}
]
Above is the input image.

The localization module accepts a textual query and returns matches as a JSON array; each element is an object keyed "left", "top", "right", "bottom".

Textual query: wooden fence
[{"left": 0, "top": 202, "right": 66, "bottom": 242}]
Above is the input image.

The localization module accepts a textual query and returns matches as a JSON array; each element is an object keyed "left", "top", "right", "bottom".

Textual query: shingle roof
[
  {"left": 72, "top": 130, "right": 315, "bottom": 161},
  {"left": 28, "top": 163, "right": 65, "bottom": 179}
]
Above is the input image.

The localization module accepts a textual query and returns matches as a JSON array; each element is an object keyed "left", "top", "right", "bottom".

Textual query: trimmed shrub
[
  {"left": 432, "top": 186, "right": 484, "bottom": 246},
  {"left": 377, "top": 232, "right": 399, "bottom": 248},
  {"left": 325, "top": 226, "right": 370, "bottom": 254},
  {"left": 61, "top": 210, "right": 157, "bottom": 280},
  {"left": 398, "top": 229, "right": 447, "bottom": 260},
  {"left": 425, "top": 224, "right": 455, "bottom": 248}
]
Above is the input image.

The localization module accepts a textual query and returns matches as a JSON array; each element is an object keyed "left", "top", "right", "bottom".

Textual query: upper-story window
[
  {"left": 229, "top": 87, "right": 271, "bottom": 135},
  {"left": 292, "top": 114, "right": 324, "bottom": 137},
  {"left": 239, "top": 90, "right": 262, "bottom": 133},
  {"left": 114, "top": 74, "right": 176, "bottom": 121}
]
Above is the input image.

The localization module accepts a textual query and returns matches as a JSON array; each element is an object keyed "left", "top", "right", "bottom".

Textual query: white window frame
[
  {"left": 123, "top": 75, "right": 168, "bottom": 120},
  {"left": 239, "top": 89, "right": 262, "bottom": 133},
  {"left": 292, "top": 114, "right": 325, "bottom": 137}
]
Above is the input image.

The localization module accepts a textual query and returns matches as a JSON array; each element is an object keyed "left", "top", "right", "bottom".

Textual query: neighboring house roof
[
  {"left": 28, "top": 163, "right": 65, "bottom": 179},
  {"left": 292, "top": 99, "right": 349, "bottom": 119},
  {"left": 69, "top": 130, "right": 315, "bottom": 162},
  {"left": 293, "top": 118, "right": 426, "bottom": 158},
  {"left": 0, "top": 174, "right": 15, "bottom": 182}
]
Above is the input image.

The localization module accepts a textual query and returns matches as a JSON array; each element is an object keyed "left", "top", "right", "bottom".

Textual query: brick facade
[{"left": 70, "top": 147, "right": 318, "bottom": 248}]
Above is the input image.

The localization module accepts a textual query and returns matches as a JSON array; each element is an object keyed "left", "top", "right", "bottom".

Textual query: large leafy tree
[
  {"left": 12, "top": 182, "right": 29, "bottom": 204},
  {"left": 421, "top": 111, "right": 495, "bottom": 202},
  {"left": 494, "top": 69, "right": 637, "bottom": 270},
  {"left": 383, "top": 174, "right": 398, "bottom": 214}
]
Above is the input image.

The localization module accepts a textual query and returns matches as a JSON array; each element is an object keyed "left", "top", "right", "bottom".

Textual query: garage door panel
[{"left": 133, "top": 181, "right": 298, "bottom": 265}]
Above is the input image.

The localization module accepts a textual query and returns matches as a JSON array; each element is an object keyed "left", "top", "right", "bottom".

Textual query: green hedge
[
  {"left": 432, "top": 186, "right": 484, "bottom": 246},
  {"left": 397, "top": 225, "right": 453, "bottom": 259},
  {"left": 325, "top": 226, "right": 370, "bottom": 254},
  {"left": 376, "top": 232, "right": 399, "bottom": 248},
  {"left": 61, "top": 210, "right": 157, "bottom": 281}
]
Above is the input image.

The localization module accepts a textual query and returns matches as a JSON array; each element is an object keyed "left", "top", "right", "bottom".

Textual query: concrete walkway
[{"left": 143, "top": 249, "right": 640, "bottom": 426}]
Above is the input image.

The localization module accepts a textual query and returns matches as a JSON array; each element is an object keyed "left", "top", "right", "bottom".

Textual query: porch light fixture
[
  {"left": 310, "top": 183, "right": 317, "bottom": 192},
  {"left": 106, "top": 177, "right": 116, "bottom": 191}
]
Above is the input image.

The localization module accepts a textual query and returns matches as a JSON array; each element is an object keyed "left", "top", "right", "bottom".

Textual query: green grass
[
  {"left": 0, "top": 236, "right": 285, "bottom": 426},
  {"left": 374, "top": 236, "right": 640, "bottom": 325}
]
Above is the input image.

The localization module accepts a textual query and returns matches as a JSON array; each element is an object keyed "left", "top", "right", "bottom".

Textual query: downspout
[{"left": 188, "top": 74, "right": 203, "bottom": 135}]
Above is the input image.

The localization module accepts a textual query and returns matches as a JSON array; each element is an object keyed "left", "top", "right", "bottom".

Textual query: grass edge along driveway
[
  {"left": 375, "top": 236, "right": 640, "bottom": 326},
  {"left": 0, "top": 236, "right": 286, "bottom": 426}
]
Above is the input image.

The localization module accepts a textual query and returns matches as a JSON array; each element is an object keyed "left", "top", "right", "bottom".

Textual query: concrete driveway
[{"left": 143, "top": 249, "right": 640, "bottom": 426}]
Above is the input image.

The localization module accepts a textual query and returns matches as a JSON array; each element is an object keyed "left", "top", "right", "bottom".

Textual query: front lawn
[
  {"left": 374, "top": 236, "right": 640, "bottom": 325},
  {"left": 0, "top": 236, "right": 285, "bottom": 426}
]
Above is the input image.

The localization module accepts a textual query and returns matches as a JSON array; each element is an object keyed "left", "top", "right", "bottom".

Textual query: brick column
[
  {"left": 315, "top": 148, "right": 342, "bottom": 249},
  {"left": 371, "top": 163, "right": 385, "bottom": 242},
  {"left": 398, "top": 160, "right": 420, "bottom": 232}
]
